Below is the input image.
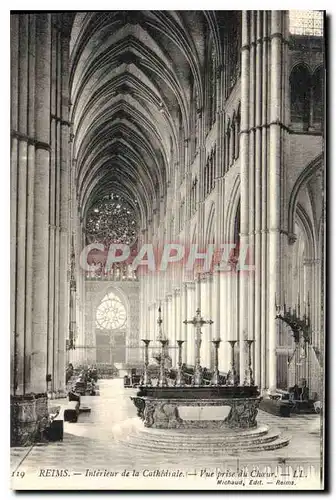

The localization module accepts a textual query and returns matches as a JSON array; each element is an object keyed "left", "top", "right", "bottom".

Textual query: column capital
[
  {"left": 303, "top": 258, "right": 320, "bottom": 266},
  {"left": 184, "top": 281, "right": 196, "bottom": 290}
]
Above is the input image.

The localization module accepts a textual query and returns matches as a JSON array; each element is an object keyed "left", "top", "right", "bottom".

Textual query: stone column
[
  {"left": 25, "top": 140, "right": 36, "bottom": 395},
  {"left": 239, "top": 10, "right": 250, "bottom": 384},
  {"left": 173, "top": 288, "right": 181, "bottom": 367},
  {"left": 11, "top": 15, "right": 37, "bottom": 397},
  {"left": 182, "top": 282, "right": 188, "bottom": 364},
  {"left": 185, "top": 282, "right": 196, "bottom": 366},
  {"left": 253, "top": 11, "right": 263, "bottom": 388},
  {"left": 10, "top": 15, "right": 19, "bottom": 394},
  {"left": 260, "top": 11, "right": 269, "bottom": 391},
  {"left": 167, "top": 294, "right": 173, "bottom": 362},
  {"left": 247, "top": 12, "right": 256, "bottom": 387},
  {"left": 30, "top": 15, "right": 52, "bottom": 394},
  {"left": 218, "top": 271, "right": 228, "bottom": 372},
  {"left": 267, "top": 11, "right": 284, "bottom": 391},
  {"left": 200, "top": 276, "right": 208, "bottom": 367},
  {"left": 48, "top": 22, "right": 59, "bottom": 394},
  {"left": 56, "top": 31, "right": 71, "bottom": 396},
  {"left": 206, "top": 275, "right": 213, "bottom": 368},
  {"left": 214, "top": 265, "right": 221, "bottom": 346},
  {"left": 163, "top": 297, "right": 169, "bottom": 338}
]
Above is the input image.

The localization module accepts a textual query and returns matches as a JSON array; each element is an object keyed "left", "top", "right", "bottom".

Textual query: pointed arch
[
  {"left": 205, "top": 202, "right": 216, "bottom": 244},
  {"left": 288, "top": 153, "right": 323, "bottom": 239}
]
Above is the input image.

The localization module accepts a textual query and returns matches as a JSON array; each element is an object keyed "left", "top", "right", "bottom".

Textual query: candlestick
[
  {"left": 141, "top": 339, "right": 152, "bottom": 386},
  {"left": 157, "top": 305, "right": 163, "bottom": 340},
  {"left": 226, "top": 340, "right": 238, "bottom": 386},
  {"left": 244, "top": 340, "right": 255, "bottom": 386},
  {"left": 157, "top": 339, "right": 169, "bottom": 387},
  {"left": 211, "top": 339, "right": 221, "bottom": 386},
  {"left": 175, "top": 340, "right": 185, "bottom": 387}
]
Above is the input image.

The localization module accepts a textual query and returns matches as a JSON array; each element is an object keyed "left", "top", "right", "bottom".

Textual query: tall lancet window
[
  {"left": 208, "top": 45, "right": 217, "bottom": 129},
  {"left": 190, "top": 79, "right": 199, "bottom": 158},
  {"left": 177, "top": 108, "right": 185, "bottom": 180},
  {"left": 312, "top": 66, "right": 324, "bottom": 130},
  {"left": 231, "top": 114, "right": 236, "bottom": 164},
  {"left": 226, "top": 119, "right": 231, "bottom": 170},
  {"left": 191, "top": 177, "right": 198, "bottom": 215},
  {"left": 290, "top": 65, "right": 311, "bottom": 131},
  {"left": 226, "top": 11, "right": 242, "bottom": 96},
  {"left": 233, "top": 202, "right": 241, "bottom": 370},
  {"left": 235, "top": 104, "right": 241, "bottom": 159}
]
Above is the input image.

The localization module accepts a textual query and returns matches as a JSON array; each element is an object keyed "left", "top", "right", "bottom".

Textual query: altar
[
  {"left": 131, "top": 306, "right": 260, "bottom": 430},
  {"left": 132, "top": 386, "right": 261, "bottom": 429},
  {"left": 128, "top": 305, "right": 291, "bottom": 454}
]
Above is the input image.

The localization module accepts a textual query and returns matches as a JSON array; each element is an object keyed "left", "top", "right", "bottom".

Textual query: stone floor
[{"left": 11, "top": 379, "right": 323, "bottom": 490}]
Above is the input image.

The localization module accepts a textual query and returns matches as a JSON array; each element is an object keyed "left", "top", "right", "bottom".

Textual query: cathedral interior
[{"left": 10, "top": 10, "right": 325, "bottom": 488}]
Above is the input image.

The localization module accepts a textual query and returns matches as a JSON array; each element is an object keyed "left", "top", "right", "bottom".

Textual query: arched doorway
[{"left": 95, "top": 291, "right": 128, "bottom": 365}]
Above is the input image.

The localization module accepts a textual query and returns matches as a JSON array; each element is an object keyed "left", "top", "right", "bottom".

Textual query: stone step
[
  {"left": 123, "top": 433, "right": 290, "bottom": 455},
  {"left": 123, "top": 436, "right": 279, "bottom": 454},
  {"left": 124, "top": 430, "right": 279, "bottom": 448},
  {"left": 120, "top": 429, "right": 290, "bottom": 455},
  {"left": 128, "top": 425, "right": 271, "bottom": 445},
  {"left": 138, "top": 423, "right": 270, "bottom": 439}
]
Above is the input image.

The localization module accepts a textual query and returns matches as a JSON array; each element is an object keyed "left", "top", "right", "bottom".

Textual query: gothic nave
[{"left": 10, "top": 10, "right": 325, "bottom": 489}]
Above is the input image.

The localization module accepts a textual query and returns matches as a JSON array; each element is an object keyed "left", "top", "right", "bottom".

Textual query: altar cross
[
  {"left": 183, "top": 307, "right": 213, "bottom": 329},
  {"left": 183, "top": 308, "right": 213, "bottom": 385}
]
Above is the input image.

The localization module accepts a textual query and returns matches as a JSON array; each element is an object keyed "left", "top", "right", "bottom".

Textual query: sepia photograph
[{"left": 9, "top": 8, "right": 326, "bottom": 491}]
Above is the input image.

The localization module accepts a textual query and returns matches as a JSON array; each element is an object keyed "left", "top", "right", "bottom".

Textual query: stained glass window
[
  {"left": 289, "top": 11, "right": 324, "bottom": 36},
  {"left": 86, "top": 193, "right": 139, "bottom": 245},
  {"left": 96, "top": 292, "right": 127, "bottom": 330},
  {"left": 208, "top": 45, "right": 216, "bottom": 128}
]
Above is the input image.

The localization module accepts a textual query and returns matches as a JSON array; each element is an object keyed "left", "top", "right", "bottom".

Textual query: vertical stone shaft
[
  {"left": 183, "top": 283, "right": 188, "bottom": 363},
  {"left": 57, "top": 32, "right": 71, "bottom": 395},
  {"left": 254, "top": 11, "right": 263, "bottom": 387},
  {"left": 239, "top": 10, "right": 250, "bottom": 384},
  {"left": 15, "top": 15, "right": 29, "bottom": 395},
  {"left": 248, "top": 12, "right": 256, "bottom": 373},
  {"left": 48, "top": 23, "right": 57, "bottom": 393},
  {"left": 10, "top": 15, "right": 19, "bottom": 394},
  {"left": 31, "top": 14, "right": 51, "bottom": 393},
  {"left": 260, "top": 11, "right": 269, "bottom": 391},
  {"left": 268, "top": 11, "right": 283, "bottom": 391}
]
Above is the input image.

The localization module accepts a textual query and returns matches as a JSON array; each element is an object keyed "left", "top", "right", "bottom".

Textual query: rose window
[
  {"left": 96, "top": 292, "right": 127, "bottom": 330},
  {"left": 86, "top": 193, "right": 139, "bottom": 246}
]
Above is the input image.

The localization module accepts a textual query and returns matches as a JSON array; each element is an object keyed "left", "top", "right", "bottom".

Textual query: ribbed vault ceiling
[{"left": 69, "top": 11, "right": 223, "bottom": 229}]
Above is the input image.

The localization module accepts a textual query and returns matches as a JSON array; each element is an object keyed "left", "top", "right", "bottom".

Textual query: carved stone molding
[
  {"left": 131, "top": 396, "right": 261, "bottom": 429},
  {"left": 11, "top": 393, "right": 49, "bottom": 447}
]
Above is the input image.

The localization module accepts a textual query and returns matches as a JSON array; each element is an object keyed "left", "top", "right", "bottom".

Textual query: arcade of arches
[{"left": 11, "top": 12, "right": 325, "bottom": 412}]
